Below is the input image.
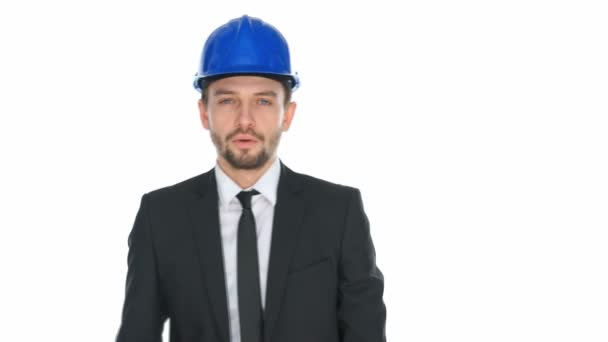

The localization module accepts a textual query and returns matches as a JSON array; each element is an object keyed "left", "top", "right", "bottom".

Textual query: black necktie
[{"left": 236, "top": 190, "right": 263, "bottom": 342}]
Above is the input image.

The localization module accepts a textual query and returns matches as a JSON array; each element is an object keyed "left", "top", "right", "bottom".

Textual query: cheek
[
  {"left": 258, "top": 112, "right": 284, "bottom": 128},
  {"left": 207, "top": 114, "right": 230, "bottom": 132}
]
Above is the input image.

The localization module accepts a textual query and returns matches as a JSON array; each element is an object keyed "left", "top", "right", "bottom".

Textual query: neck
[{"left": 217, "top": 156, "right": 277, "bottom": 189}]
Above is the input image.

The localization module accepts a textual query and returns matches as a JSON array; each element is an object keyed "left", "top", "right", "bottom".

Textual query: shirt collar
[{"left": 214, "top": 157, "right": 281, "bottom": 209}]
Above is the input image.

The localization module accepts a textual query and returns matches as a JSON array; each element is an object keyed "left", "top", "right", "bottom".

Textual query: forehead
[{"left": 208, "top": 75, "right": 284, "bottom": 95}]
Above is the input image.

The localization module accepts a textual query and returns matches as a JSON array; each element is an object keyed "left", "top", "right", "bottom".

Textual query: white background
[{"left": 1, "top": 0, "right": 607, "bottom": 341}]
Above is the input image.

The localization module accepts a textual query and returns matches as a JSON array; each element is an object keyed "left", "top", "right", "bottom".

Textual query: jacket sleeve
[
  {"left": 116, "top": 193, "right": 168, "bottom": 342},
  {"left": 338, "top": 189, "right": 387, "bottom": 342}
]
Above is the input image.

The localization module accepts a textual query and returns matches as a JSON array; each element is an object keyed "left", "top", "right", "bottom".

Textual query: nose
[{"left": 236, "top": 102, "right": 255, "bottom": 129}]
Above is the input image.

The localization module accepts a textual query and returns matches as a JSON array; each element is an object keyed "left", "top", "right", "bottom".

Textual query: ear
[
  {"left": 281, "top": 101, "right": 297, "bottom": 132},
  {"left": 198, "top": 99, "right": 210, "bottom": 130}
]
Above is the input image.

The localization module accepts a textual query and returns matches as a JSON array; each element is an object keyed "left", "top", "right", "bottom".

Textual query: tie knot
[{"left": 236, "top": 189, "right": 259, "bottom": 210}]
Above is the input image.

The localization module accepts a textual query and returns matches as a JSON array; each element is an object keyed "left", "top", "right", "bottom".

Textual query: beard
[{"left": 211, "top": 127, "right": 281, "bottom": 170}]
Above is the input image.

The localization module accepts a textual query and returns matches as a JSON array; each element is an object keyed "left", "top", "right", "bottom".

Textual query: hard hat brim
[{"left": 193, "top": 72, "right": 299, "bottom": 93}]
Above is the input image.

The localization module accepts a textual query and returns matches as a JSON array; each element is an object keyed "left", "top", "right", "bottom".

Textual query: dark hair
[{"left": 200, "top": 74, "right": 293, "bottom": 107}]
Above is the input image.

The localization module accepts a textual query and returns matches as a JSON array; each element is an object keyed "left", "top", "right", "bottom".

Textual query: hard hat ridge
[{"left": 193, "top": 15, "right": 300, "bottom": 93}]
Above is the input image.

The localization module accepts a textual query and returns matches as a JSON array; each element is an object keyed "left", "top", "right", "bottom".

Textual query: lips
[{"left": 232, "top": 135, "right": 258, "bottom": 149}]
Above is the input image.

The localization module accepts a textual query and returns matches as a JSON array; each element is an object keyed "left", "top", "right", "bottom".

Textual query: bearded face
[{"left": 198, "top": 76, "right": 296, "bottom": 172}]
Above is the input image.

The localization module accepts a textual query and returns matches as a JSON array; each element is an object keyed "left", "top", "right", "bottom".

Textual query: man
[{"left": 116, "top": 15, "right": 386, "bottom": 342}]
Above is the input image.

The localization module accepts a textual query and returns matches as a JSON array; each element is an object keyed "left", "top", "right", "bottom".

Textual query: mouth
[{"left": 231, "top": 135, "right": 259, "bottom": 149}]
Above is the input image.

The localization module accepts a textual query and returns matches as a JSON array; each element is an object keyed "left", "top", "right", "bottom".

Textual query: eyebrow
[
  {"left": 213, "top": 89, "right": 237, "bottom": 96},
  {"left": 212, "top": 89, "right": 278, "bottom": 97},
  {"left": 254, "top": 91, "right": 278, "bottom": 97}
]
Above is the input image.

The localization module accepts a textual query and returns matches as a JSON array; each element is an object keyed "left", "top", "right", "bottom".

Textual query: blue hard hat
[{"left": 193, "top": 15, "right": 300, "bottom": 93}]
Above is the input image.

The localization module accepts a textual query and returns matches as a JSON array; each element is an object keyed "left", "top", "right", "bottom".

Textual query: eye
[
  {"left": 257, "top": 98, "right": 272, "bottom": 106},
  {"left": 218, "top": 98, "right": 235, "bottom": 105}
]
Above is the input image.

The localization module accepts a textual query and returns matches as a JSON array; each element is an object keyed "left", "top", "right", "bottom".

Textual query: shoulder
[
  {"left": 286, "top": 166, "right": 361, "bottom": 203},
  {"left": 141, "top": 168, "right": 214, "bottom": 204}
]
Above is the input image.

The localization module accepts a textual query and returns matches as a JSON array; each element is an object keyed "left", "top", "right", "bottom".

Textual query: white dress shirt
[{"left": 214, "top": 157, "right": 280, "bottom": 342}]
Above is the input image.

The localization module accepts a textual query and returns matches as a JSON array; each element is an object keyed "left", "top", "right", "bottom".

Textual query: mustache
[{"left": 226, "top": 128, "right": 265, "bottom": 142}]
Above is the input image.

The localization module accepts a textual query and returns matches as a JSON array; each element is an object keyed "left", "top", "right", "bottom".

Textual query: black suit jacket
[{"left": 116, "top": 163, "right": 386, "bottom": 342}]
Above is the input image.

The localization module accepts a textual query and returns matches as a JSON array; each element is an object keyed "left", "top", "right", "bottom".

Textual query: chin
[{"left": 223, "top": 148, "right": 269, "bottom": 170}]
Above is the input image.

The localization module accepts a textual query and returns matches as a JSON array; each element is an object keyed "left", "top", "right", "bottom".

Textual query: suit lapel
[
  {"left": 187, "top": 170, "right": 230, "bottom": 342},
  {"left": 264, "top": 163, "right": 306, "bottom": 342}
]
